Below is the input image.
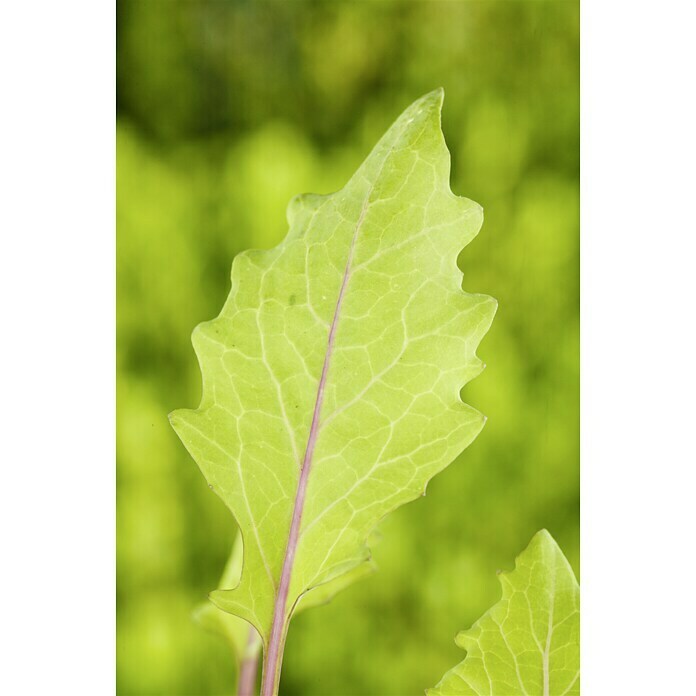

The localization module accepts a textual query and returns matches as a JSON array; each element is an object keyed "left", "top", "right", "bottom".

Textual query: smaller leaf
[
  {"left": 193, "top": 535, "right": 262, "bottom": 665},
  {"left": 428, "top": 530, "right": 579, "bottom": 696},
  {"left": 195, "top": 531, "right": 376, "bottom": 665}
]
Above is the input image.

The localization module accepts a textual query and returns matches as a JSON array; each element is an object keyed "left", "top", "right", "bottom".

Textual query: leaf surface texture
[
  {"left": 171, "top": 89, "right": 496, "bottom": 644},
  {"left": 428, "top": 531, "right": 580, "bottom": 696}
]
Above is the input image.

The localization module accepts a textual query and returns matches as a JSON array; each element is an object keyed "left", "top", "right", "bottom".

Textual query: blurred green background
[{"left": 117, "top": 1, "right": 579, "bottom": 694}]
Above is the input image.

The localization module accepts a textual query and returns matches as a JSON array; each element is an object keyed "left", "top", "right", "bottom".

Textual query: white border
[
  {"left": 1, "top": 0, "right": 695, "bottom": 693},
  {"left": 582, "top": 0, "right": 696, "bottom": 692},
  {"left": 0, "top": 2, "right": 115, "bottom": 694}
]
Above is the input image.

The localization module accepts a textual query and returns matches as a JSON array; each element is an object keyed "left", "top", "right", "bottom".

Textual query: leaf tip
[
  {"left": 454, "top": 628, "right": 473, "bottom": 650},
  {"left": 414, "top": 88, "right": 445, "bottom": 121},
  {"left": 167, "top": 409, "right": 181, "bottom": 430},
  {"left": 535, "top": 528, "right": 554, "bottom": 542},
  {"left": 528, "top": 528, "right": 560, "bottom": 555},
  {"left": 476, "top": 294, "right": 498, "bottom": 328},
  {"left": 286, "top": 191, "right": 325, "bottom": 229},
  {"left": 208, "top": 589, "right": 227, "bottom": 612},
  {"left": 168, "top": 408, "right": 194, "bottom": 434},
  {"left": 422, "top": 86, "right": 445, "bottom": 106}
]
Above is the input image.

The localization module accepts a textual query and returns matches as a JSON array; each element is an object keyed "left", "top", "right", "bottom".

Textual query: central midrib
[
  {"left": 262, "top": 114, "right": 415, "bottom": 693},
  {"left": 263, "top": 191, "right": 369, "bottom": 671}
]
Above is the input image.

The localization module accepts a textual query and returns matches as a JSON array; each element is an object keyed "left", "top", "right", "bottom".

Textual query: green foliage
[
  {"left": 193, "top": 535, "right": 262, "bottom": 668},
  {"left": 428, "top": 531, "right": 579, "bottom": 696},
  {"left": 117, "top": 2, "right": 578, "bottom": 693},
  {"left": 171, "top": 91, "right": 495, "bottom": 655},
  {"left": 194, "top": 533, "right": 375, "bottom": 668}
]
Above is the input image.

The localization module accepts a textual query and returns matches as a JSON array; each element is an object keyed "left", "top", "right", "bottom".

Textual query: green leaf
[
  {"left": 170, "top": 89, "right": 496, "bottom": 655},
  {"left": 194, "top": 534, "right": 376, "bottom": 696},
  {"left": 428, "top": 531, "right": 580, "bottom": 696},
  {"left": 193, "top": 534, "right": 262, "bottom": 665},
  {"left": 193, "top": 532, "right": 375, "bottom": 660}
]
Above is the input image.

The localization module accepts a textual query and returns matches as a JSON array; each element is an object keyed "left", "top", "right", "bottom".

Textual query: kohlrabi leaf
[
  {"left": 170, "top": 89, "right": 496, "bottom": 687},
  {"left": 193, "top": 534, "right": 262, "bottom": 668},
  {"left": 194, "top": 531, "right": 375, "bottom": 658},
  {"left": 194, "top": 534, "right": 262, "bottom": 696},
  {"left": 194, "top": 535, "right": 377, "bottom": 696},
  {"left": 428, "top": 530, "right": 580, "bottom": 696}
]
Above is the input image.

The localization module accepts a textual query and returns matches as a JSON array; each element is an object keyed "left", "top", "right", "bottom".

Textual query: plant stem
[
  {"left": 238, "top": 656, "right": 259, "bottom": 696},
  {"left": 237, "top": 627, "right": 260, "bottom": 696},
  {"left": 260, "top": 625, "right": 290, "bottom": 696}
]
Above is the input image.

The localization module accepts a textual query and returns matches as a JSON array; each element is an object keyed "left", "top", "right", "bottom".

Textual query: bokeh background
[{"left": 117, "top": 1, "right": 579, "bottom": 694}]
